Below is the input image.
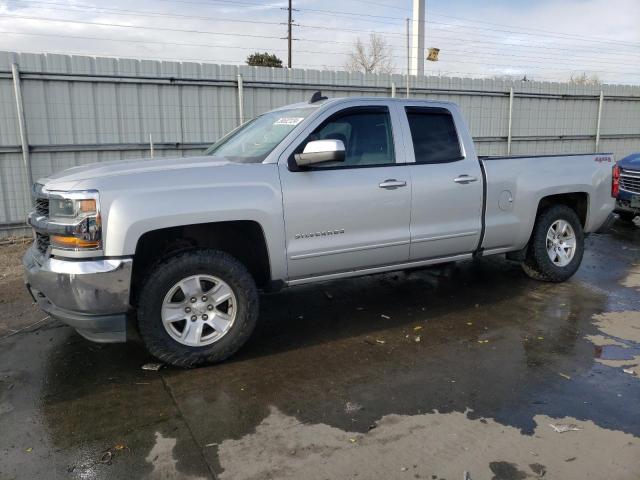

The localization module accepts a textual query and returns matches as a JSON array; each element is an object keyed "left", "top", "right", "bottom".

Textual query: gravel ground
[{"left": 0, "top": 240, "right": 40, "bottom": 338}]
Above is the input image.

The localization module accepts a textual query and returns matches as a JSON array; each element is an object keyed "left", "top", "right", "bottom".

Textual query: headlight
[{"left": 47, "top": 190, "right": 102, "bottom": 251}]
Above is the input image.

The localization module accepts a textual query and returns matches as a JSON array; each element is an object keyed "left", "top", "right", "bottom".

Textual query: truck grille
[
  {"left": 35, "top": 232, "right": 50, "bottom": 254},
  {"left": 34, "top": 197, "right": 49, "bottom": 217},
  {"left": 620, "top": 170, "right": 640, "bottom": 194},
  {"left": 32, "top": 184, "right": 51, "bottom": 255}
]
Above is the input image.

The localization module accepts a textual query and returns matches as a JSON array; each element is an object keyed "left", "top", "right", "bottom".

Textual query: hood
[
  {"left": 42, "top": 156, "right": 232, "bottom": 188},
  {"left": 618, "top": 153, "right": 640, "bottom": 172}
]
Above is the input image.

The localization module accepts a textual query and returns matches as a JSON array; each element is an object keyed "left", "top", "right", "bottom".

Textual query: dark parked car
[{"left": 614, "top": 153, "right": 640, "bottom": 222}]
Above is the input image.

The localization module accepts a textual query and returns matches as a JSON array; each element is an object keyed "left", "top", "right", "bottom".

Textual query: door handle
[
  {"left": 453, "top": 175, "right": 478, "bottom": 184},
  {"left": 379, "top": 179, "right": 407, "bottom": 189}
]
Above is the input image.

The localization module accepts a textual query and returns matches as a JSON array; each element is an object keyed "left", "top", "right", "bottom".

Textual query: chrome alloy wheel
[
  {"left": 546, "top": 219, "right": 576, "bottom": 267},
  {"left": 161, "top": 274, "right": 237, "bottom": 347}
]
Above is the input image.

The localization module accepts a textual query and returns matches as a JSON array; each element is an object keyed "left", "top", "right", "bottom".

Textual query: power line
[
  {"left": 4, "top": 29, "right": 638, "bottom": 71},
  {"left": 305, "top": 0, "right": 639, "bottom": 49},
  {"left": 6, "top": 0, "right": 407, "bottom": 37},
  {"left": 7, "top": 0, "right": 640, "bottom": 56},
  {"left": 4, "top": 10, "right": 638, "bottom": 66},
  {"left": 427, "top": 11, "right": 637, "bottom": 46},
  {"left": 0, "top": 13, "right": 401, "bottom": 49},
  {"left": 0, "top": 30, "right": 358, "bottom": 58},
  {"left": 344, "top": 0, "right": 410, "bottom": 11},
  {"left": 293, "top": 6, "right": 640, "bottom": 49},
  {"left": 406, "top": 34, "right": 640, "bottom": 59},
  {"left": 4, "top": 1, "right": 285, "bottom": 27},
  {"left": 296, "top": 22, "right": 640, "bottom": 60},
  {"left": 0, "top": 14, "right": 288, "bottom": 39},
  {"left": 425, "top": 20, "right": 640, "bottom": 50},
  {"left": 10, "top": 0, "right": 640, "bottom": 49},
  {"left": 295, "top": 5, "right": 640, "bottom": 49}
]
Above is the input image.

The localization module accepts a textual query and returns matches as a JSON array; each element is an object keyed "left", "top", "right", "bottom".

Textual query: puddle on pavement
[
  {"left": 216, "top": 406, "right": 640, "bottom": 480},
  {"left": 595, "top": 344, "right": 637, "bottom": 361},
  {"left": 146, "top": 432, "right": 207, "bottom": 480},
  {"left": 587, "top": 311, "right": 640, "bottom": 376}
]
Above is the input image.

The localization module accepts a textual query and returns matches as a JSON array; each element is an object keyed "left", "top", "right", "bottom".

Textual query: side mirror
[{"left": 293, "top": 139, "right": 345, "bottom": 168}]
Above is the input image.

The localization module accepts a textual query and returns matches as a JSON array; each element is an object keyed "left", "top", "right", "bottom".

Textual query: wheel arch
[
  {"left": 535, "top": 192, "right": 589, "bottom": 227},
  {"left": 507, "top": 192, "right": 589, "bottom": 261},
  {"left": 130, "top": 220, "right": 272, "bottom": 305}
]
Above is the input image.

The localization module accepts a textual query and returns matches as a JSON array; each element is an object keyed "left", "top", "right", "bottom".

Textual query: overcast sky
[{"left": 1, "top": 0, "right": 639, "bottom": 84}]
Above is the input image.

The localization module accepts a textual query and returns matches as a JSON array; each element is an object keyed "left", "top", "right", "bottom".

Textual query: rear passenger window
[{"left": 405, "top": 108, "right": 462, "bottom": 164}]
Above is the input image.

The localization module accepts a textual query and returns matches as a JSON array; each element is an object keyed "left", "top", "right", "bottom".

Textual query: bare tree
[
  {"left": 345, "top": 33, "right": 394, "bottom": 74},
  {"left": 569, "top": 72, "right": 601, "bottom": 86}
]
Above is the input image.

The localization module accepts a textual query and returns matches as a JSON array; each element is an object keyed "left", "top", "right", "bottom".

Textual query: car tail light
[{"left": 612, "top": 165, "right": 620, "bottom": 197}]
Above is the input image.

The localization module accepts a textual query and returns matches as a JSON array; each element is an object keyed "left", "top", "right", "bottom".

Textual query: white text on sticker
[{"left": 274, "top": 117, "right": 304, "bottom": 126}]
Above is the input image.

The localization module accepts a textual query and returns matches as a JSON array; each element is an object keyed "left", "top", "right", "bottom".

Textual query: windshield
[{"left": 204, "top": 107, "right": 316, "bottom": 163}]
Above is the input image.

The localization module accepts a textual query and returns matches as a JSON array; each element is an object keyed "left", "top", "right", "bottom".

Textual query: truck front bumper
[{"left": 23, "top": 245, "right": 133, "bottom": 343}]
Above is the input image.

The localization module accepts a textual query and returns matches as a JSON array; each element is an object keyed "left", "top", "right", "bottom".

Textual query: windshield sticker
[{"left": 274, "top": 117, "right": 305, "bottom": 126}]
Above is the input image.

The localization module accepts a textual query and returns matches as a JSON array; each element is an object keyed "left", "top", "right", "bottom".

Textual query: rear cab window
[{"left": 405, "top": 107, "right": 463, "bottom": 164}]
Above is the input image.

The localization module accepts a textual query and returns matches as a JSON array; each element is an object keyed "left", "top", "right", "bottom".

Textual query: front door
[{"left": 278, "top": 104, "right": 411, "bottom": 281}]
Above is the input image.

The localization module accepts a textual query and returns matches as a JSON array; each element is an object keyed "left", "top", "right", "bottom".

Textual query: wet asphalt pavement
[{"left": 1, "top": 220, "right": 640, "bottom": 480}]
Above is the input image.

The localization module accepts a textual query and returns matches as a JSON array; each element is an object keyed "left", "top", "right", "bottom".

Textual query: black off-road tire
[
  {"left": 618, "top": 212, "right": 637, "bottom": 223},
  {"left": 521, "top": 205, "right": 584, "bottom": 282},
  {"left": 137, "top": 249, "right": 259, "bottom": 367}
]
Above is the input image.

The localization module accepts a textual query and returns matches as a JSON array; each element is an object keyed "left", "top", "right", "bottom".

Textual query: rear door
[
  {"left": 401, "top": 105, "right": 484, "bottom": 260},
  {"left": 278, "top": 101, "right": 411, "bottom": 281}
]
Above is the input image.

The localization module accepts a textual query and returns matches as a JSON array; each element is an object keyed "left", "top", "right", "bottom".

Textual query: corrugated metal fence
[{"left": 1, "top": 50, "right": 640, "bottom": 238}]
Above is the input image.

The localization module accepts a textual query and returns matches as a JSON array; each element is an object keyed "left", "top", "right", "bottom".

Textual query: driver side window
[{"left": 301, "top": 107, "right": 396, "bottom": 168}]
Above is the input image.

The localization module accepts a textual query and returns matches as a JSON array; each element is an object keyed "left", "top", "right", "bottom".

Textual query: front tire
[
  {"left": 521, "top": 205, "right": 584, "bottom": 282},
  {"left": 137, "top": 249, "right": 258, "bottom": 367}
]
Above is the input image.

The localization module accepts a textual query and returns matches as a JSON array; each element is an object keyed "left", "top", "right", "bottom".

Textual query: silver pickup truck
[{"left": 23, "top": 95, "right": 616, "bottom": 366}]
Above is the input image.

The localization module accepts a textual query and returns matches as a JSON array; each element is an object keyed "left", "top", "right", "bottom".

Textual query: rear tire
[
  {"left": 137, "top": 249, "right": 258, "bottom": 367},
  {"left": 521, "top": 205, "right": 584, "bottom": 282}
]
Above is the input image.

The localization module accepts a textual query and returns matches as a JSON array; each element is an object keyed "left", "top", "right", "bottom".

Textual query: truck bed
[{"left": 478, "top": 152, "right": 615, "bottom": 255}]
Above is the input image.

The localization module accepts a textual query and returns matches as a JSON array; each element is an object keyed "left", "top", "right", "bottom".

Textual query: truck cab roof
[{"left": 270, "top": 96, "right": 457, "bottom": 113}]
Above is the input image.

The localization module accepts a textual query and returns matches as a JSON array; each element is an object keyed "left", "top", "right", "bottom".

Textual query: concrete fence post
[
  {"left": 237, "top": 74, "right": 244, "bottom": 125},
  {"left": 507, "top": 87, "right": 514, "bottom": 155},
  {"left": 595, "top": 90, "right": 604, "bottom": 152},
  {"left": 391, "top": 82, "right": 396, "bottom": 98},
  {"left": 11, "top": 63, "right": 32, "bottom": 190}
]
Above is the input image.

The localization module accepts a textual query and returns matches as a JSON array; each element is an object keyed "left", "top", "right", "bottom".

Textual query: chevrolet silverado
[{"left": 24, "top": 95, "right": 616, "bottom": 366}]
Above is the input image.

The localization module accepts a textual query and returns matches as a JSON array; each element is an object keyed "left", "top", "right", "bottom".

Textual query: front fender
[{"left": 98, "top": 165, "right": 287, "bottom": 281}]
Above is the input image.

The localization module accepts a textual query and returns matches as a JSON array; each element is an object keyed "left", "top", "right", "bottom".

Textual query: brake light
[{"left": 612, "top": 165, "right": 620, "bottom": 197}]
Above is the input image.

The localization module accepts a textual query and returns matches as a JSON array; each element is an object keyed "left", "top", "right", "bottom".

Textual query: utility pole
[
  {"left": 287, "top": 0, "right": 293, "bottom": 68},
  {"left": 410, "top": 0, "right": 425, "bottom": 76}
]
